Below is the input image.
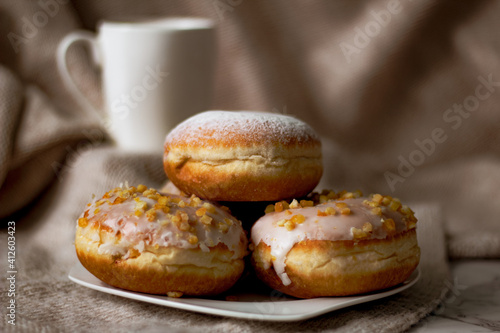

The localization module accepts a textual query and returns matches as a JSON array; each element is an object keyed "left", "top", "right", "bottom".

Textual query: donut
[
  {"left": 75, "top": 184, "right": 248, "bottom": 296},
  {"left": 250, "top": 190, "right": 420, "bottom": 298},
  {"left": 163, "top": 110, "right": 323, "bottom": 202}
]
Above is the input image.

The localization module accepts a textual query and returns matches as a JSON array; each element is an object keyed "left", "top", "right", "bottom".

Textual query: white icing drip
[
  {"left": 135, "top": 240, "right": 145, "bottom": 252},
  {"left": 250, "top": 198, "right": 409, "bottom": 286},
  {"left": 97, "top": 242, "right": 129, "bottom": 256},
  {"left": 81, "top": 192, "right": 247, "bottom": 259}
]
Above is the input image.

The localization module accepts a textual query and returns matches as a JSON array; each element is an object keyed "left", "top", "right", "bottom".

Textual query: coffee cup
[{"left": 57, "top": 17, "right": 216, "bottom": 153}]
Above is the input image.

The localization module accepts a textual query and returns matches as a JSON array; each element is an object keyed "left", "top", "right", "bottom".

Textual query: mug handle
[{"left": 56, "top": 31, "right": 102, "bottom": 121}]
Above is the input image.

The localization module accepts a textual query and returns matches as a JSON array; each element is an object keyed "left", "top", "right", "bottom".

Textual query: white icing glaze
[
  {"left": 250, "top": 198, "right": 410, "bottom": 286},
  {"left": 79, "top": 190, "right": 247, "bottom": 259},
  {"left": 164, "top": 110, "right": 320, "bottom": 147}
]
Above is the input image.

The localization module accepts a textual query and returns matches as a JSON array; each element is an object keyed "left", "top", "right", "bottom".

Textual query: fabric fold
[{"left": 0, "top": 164, "right": 450, "bottom": 332}]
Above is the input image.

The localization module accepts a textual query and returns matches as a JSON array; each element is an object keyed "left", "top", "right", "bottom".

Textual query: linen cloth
[{"left": 0, "top": 0, "right": 499, "bottom": 331}]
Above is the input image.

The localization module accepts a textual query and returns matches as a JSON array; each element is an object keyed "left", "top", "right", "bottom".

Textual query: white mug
[{"left": 57, "top": 17, "right": 216, "bottom": 153}]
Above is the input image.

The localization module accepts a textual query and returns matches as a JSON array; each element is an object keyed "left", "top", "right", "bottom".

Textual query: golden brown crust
[
  {"left": 163, "top": 154, "right": 322, "bottom": 201},
  {"left": 163, "top": 111, "right": 323, "bottom": 201},
  {"left": 251, "top": 230, "right": 420, "bottom": 298},
  {"left": 75, "top": 227, "right": 245, "bottom": 296}
]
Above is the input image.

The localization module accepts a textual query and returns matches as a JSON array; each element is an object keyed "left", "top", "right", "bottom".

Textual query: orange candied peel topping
[
  {"left": 317, "top": 206, "right": 336, "bottom": 217},
  {"left": 381, "top": 217, "right": 396, "bottom": 234},
  {"left": 77, "top": 184, "right": 240, "bottom": 246},
  {"left": 78, "top": 217, "right": 88, "bottom": 228},
  {"left": 350, "top": 227, "right": 368, "bottom": 240},
  {"left": 362, "top": 193, "right": 417, "bottom": 228},
  {"left": 262, "top": 189, "right": 418, "bottom": 232},
  {"left": 200, "top": 214, "right": 213, "bottom": 225},
  {"left": 351, "top": 222, "right": 374, "bottom": 240},
  {"left": 187, "top": 235, "right": 199, "bottom": 245},
  {"left": 276, "top": 214, "right": 306, "bottom": 231},
  {"left": 362, "top": 222, "right": 373, "bottom": 233},
  {"left": 265, "top": 190, "right": 363, "bottom": 214}
]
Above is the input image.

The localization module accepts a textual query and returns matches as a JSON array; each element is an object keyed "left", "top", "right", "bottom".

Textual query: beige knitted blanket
[{"left": 1, "top": 0, "right": 499, "bottom": 332}]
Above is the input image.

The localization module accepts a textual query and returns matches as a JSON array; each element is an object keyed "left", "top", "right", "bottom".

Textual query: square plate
[{"left": 69, "top": 262, "right": 420, "bottom": 322}]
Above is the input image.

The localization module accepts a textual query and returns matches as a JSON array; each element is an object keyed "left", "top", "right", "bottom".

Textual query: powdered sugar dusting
[{"left": 165, "top": 111, "right": 320, "bottom": 147}]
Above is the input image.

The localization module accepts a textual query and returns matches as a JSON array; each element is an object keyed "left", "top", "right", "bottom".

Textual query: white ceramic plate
[{"left": 69, "top": 262, "right": 420, "bottom": 322}]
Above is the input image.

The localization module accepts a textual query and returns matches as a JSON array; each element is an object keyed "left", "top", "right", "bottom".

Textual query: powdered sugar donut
[
  {"left": 163, "top": 111, "right": 323, "bottom": 202},
  {"left": 251, "top": 190, "right": 420, "bottom": 298},
  {"left": 75, "top": 184, "right": 248, "bottom": 296}
]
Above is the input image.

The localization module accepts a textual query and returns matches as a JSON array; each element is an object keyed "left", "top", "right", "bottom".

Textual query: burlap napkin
[
  {"left": 1, "top": 146, "right": 449, "bottom": 332},
  {"left": 2, "top": 0, "right": 500, "bottom": 257},
  {"left": 2, "top": 0, "right": 500, "bottom": 331}
]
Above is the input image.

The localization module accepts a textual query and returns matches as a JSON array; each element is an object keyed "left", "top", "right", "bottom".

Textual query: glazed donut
[
  {"left": 75, "top": 184, "right": 248, "bottom": 296},
  {"left": 163, "top": 110, "right": 323, "bottom": 202},
  {"left": 251, "top": 190, "right": 420, "bottom": 298}
]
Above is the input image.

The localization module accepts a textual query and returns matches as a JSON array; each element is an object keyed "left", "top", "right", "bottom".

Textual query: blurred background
[
  {"left": 0, "top": 1, "right": 500, "bottom": 331},
  {"left": 2, "top": 0, "right": 499, "bottom": 257}
]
